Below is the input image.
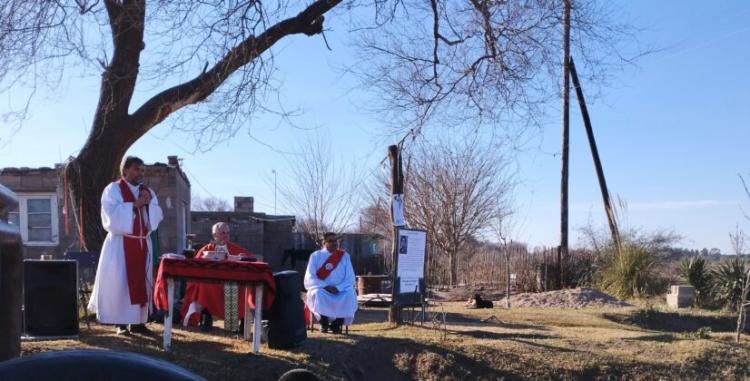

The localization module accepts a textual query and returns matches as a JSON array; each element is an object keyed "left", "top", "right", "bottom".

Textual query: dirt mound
[{"left": 499, "top": 287, "right": 631, "bottom": 308}]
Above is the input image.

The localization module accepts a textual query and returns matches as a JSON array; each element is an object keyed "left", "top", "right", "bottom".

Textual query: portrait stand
[
  {"left": 394, "top": 277, "right": 427, "bottom": 325},
  {"left": 392, "top": 228, "right": 427, "bottom": 324}
]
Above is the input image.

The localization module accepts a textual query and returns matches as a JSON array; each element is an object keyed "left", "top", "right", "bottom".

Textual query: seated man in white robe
[{"left": 303, "top": 232, "right": 357, "bottom": 333}]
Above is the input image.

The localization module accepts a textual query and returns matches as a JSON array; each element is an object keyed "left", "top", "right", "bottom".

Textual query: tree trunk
[
  {"left": 505, "top": 246, "right": 511, "bottom": 309},
  {"left": 449, "top": 249, "right": 458, "bottom": 287},
  {"left": 64, "top": 125, "right": 130, "bottom": 253}
]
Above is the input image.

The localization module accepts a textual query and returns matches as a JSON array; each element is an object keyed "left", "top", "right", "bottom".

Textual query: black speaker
[
  {"left": 23, "top": 260, "right": 79, "bottom": 337},
  {"left": 267, "top": 271, "right": 306, "bottom": 349}
]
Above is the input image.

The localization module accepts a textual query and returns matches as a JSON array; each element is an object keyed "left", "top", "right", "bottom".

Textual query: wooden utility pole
[
  {"left": 559, "top": 0, "right": 571, "bottom": 289},
  {"left": 569, "top": 57, "right": 622, "bottom": 252},
  {"left": 388, "top": 145, "right": 404, "bottom": 324}
]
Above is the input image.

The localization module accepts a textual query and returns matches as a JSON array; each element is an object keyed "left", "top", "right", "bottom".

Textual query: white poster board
[{"left": 395, "top": 228, "right": 426, "bottom": 294}]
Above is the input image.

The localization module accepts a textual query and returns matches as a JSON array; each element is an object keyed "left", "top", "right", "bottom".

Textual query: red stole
[
  {"left": 117, "top": 179, "right": 149, "bottom": 305},
  {"left": 315, "top": 250, "right": 345, "bottom": 280}
]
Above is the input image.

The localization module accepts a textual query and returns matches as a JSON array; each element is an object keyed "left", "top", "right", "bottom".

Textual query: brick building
[
  {"left": 0, "top": 156, "right": 190, "bottom": 259},
  {"left": 191, "top": 196, "right": 295, "bottom": 264}
]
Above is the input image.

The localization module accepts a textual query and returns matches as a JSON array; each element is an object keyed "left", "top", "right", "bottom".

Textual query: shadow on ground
[
  {"left": 602, "top": 309, "right": 737, "bottom": 333},
  {"left": 20, "top": 305, "right": 750, "bottom": 381}
]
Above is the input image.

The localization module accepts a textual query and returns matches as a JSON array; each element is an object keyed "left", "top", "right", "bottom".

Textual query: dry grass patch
[{"left": 18, "top": 303, "right": 750, "bottom": 380}]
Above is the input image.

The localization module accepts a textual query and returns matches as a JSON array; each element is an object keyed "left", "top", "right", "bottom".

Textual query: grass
[{"left": 20, "top": 303, "right": 750, "bottom": 380}]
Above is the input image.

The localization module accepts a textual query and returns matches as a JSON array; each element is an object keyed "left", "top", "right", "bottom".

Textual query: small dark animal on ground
[{"left": 466, "top": 294, "right": 494, "bottom": 309}]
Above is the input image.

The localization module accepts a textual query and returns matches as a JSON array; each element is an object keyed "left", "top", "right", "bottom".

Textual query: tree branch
[
  {"left": 130, "top": 0, "right": 340, "bottom": 135},
  {"left": 99, "top": 0, "right": 145, "bottom": 121}
]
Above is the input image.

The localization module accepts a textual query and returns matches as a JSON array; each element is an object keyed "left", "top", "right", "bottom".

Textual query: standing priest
[
  {"left": 303, "top": 232, "right": 357, "bottom": 333},
  {"left": 88, "top": 156, "right": 164, "bottom": 335}
]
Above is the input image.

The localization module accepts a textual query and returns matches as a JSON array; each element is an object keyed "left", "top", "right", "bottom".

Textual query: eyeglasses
[{"left": 324, "top": 239, "right": 339, "bottom": 243}]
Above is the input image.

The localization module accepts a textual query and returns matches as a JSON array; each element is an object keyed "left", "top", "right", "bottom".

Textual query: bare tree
[
  {"left": 1, "top": 0, "right": 341, "bottom": 251},
  {"left": 354, "top": 0, "right": 641, "bottom": 133},
  {"left": 1, "top": 0, "right": 640, "bottom": 252},
  {"left": 492, "top": 211, "right": 515, "bottom": 308},
  {"left": 360, "top": 195, "right": 394, "bottom": 272},
  {"left": 191, "top": 195, "right": 230, "bottom": 212},
  {"left": 278, "top": 134, "right": 360, "bottom": 245},
  {"left": 405, "top": 137, "right": 514, "bottom": 286}
]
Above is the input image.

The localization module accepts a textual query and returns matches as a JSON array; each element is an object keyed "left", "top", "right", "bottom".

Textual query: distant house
[
  {"left": 0, "top": 156, "right": 191, "bottom": 259},
  {"left": 191, "top": 196, "right": 295, "bottom": 264}
]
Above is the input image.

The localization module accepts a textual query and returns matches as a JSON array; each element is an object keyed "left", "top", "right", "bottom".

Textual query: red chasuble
[
  {"left": 315, "top": 250, "right": 345, "bottom": 280},
  {"left": 117, "top": 179, "right": 149, "bottom": 305},
  {"left": 179, "top": 242, "right": 259, "bottom": 324}
]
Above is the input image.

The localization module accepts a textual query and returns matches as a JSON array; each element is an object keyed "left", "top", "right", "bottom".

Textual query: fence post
[{"left": 0, "top": 184, "right": 23, "bottom": 361}]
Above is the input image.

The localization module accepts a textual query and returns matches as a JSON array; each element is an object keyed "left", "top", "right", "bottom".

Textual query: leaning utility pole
[
  {"left": 388, "top": 145, "right": 404, "bottom": 324},
  {"left": 569, "top": 57, "right": 622, "bottom": 252},
  {"left": 559, "top": 0, "right": 571, "bottom": 289}
]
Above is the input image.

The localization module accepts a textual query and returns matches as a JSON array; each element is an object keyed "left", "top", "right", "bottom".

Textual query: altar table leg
[
  {"left": 244, "top": 285, "right": 252, "bottom": 340},
  {"left": 163, "top": 278, "right": 175, "bottom": 351},
  {"left": 253, "top": 284, "right": 264, "bottom": 353}
]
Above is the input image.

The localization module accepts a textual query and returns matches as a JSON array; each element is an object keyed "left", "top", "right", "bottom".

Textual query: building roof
[{"left": 1, "top": 158, "right": 190, "bottom": 186}]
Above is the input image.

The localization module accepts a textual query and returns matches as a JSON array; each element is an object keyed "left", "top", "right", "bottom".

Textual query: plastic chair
[{"left": 63, "top": 252, "right": 98, "bottom": 329}]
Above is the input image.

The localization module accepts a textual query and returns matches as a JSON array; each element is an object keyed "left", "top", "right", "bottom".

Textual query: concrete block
[{"left": 666, "top": 284, "right": 695, "bottom": 308}]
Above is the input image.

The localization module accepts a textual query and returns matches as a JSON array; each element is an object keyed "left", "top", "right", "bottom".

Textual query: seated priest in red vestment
[{"left": 180, "top": 222, "right": 256, "bottom": 331}]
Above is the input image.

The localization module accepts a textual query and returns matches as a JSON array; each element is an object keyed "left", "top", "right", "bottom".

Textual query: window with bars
[{"left": 8, "top": 194, "right": 59, "bottom": 245}]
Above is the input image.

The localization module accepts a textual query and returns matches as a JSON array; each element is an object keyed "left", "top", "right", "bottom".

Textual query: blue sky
[{"left": 1, "top": 1, "right": 749, "bottom": 253}]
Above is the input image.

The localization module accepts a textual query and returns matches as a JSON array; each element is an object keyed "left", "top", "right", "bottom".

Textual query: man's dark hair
[
  {"left": 120, "top": 156, "right": 144, "bottom": 176},
  {"left": 322, "top": 232, "right": 337, "bottom": 242}
]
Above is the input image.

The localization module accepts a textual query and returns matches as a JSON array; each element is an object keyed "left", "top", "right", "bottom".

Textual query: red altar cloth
[{"left": 154, "top": 258, "right": 275, "bottom": 324}]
